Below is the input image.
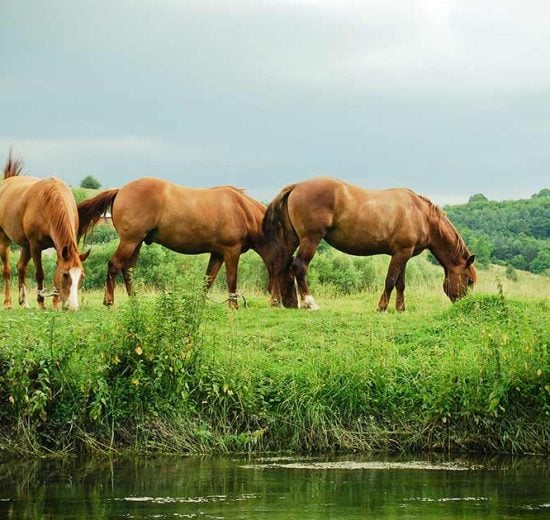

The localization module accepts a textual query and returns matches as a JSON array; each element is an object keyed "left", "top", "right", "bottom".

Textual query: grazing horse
[
  {"left": 0, "top": 150, "right": 89, "bottom": 310},
  {"left": 77, "top": 177, "right": 285, "bottom": 308},
  {"left": 263, "top": 176, "right": 476, "bottom": 311}
]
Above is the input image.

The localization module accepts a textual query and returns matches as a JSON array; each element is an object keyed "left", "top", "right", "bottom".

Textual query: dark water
[{"left": 0, "top": 454, "right": 549, "bottom": 519}]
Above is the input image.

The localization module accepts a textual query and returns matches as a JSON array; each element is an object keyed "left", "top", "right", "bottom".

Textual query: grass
[{"left": 0, "top": 256, "right": 549, "bottom": 458}]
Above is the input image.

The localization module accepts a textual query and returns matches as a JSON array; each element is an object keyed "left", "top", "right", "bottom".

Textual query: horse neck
[{"left": 428, "top": 215, "right": 465, "bottom": 271}]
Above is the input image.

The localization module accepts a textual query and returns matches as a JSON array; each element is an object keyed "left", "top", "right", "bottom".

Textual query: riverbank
[{"left": 0, "top": 275, "right": 548, "bottom": 458}]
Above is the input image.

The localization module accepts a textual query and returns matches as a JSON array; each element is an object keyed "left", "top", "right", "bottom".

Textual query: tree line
[{"left": 445, "top": 189, "right": 550, "bottom": 273}]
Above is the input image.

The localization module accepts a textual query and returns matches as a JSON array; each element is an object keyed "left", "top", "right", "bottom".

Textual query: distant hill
[{"left": 445, "top": 189, "right": 550, "bottom": 273}]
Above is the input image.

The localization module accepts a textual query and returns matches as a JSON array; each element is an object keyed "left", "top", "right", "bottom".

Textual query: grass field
[{"left": 0, "top": 255, "right": 549, "bottom": 458}]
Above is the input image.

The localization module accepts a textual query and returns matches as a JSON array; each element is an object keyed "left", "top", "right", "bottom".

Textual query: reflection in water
[{"left": 0, "top": 454, "right": 549, "bottom": 519}]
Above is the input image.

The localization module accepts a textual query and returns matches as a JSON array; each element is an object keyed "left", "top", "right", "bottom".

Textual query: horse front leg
[
  {"left": 17, "top": 246, "right": 31, "bottom": 308},
  {"left": 291, "top": 236, "right": 322, "bottom": 310},
  {"left": 223, "top": 248, "right": 241, "bottom": 310},
  {"left": 205, "top": 253, "right": 224, "bottom": 291},
  {"left": 378, "top": 250, "right": 412, "bottom": 312},
  {"left": 31, "top": 246, "right": 46, "bottom": 310},
  {"left": 0, "top": 239, "right": 11, "bottom": 309},
  {"left": 395, "top": 264, "right": 408, "bottom": 312}
]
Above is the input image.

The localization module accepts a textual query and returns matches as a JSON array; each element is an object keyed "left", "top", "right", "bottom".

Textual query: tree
[
  {"left": 468, "top": 193, "right": 489, "bottom": 203},
  {"left": 80, "top": 175, "right": 101, "bottom": 189},
  {"left": 531, "top": 188, "right": 550, "bottom": 199}
]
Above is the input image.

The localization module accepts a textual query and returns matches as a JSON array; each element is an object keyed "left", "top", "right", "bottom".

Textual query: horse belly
[{"left": 324, "top": 224, "right": 392, "bottom": 256}]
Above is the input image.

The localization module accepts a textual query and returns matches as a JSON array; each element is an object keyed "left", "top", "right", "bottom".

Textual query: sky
[{"left": 1, "top": 0, "right": 549, "bottom": 205}]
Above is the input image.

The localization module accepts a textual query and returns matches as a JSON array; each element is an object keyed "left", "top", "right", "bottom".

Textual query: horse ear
[
  {"left": 80, "top": 249, "right": 91, "bottom": 262},
  {"left": 62, "top": 245, "right": 70, "bottom": 261},
  {"left": 466, "top": 255, "right": 476, "bottom": 267}
]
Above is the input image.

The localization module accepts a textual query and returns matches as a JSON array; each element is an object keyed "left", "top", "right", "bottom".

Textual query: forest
[{"left": 445, "top": 188, "right": 550, "bottom": 273}]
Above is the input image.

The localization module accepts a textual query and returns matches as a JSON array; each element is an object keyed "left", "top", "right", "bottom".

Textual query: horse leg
[
  {"left": 223, "top": 248, "right": 241, "bottom": 310},
  {"left": 17, "top": 246, "right": 31, "bottom": 308},
  {"left": 378, "top": 250, "right": 412, "bottom": 312},
  {"left": 205, "top": 253, "right": 224, "bottom": 290},
  {"left": 291, "top": 236, "right": 323, "bottom": 310},
  {"left": 105, "top": 241, "right": 142, "bottom": 305},
  {"left": 395, "top": 262, "right": 409, "bottom": 312},
  {"left": 31, "top": 246, "right": 47, "bottom": 310},
  {"left": 0, "top": 238, "right": 11, "bottom": 309},
  {"left": 121, "top": 243, "right": 142, "bottom": 296}
]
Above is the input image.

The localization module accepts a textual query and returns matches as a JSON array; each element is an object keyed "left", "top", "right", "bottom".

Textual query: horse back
[
  {"left": 111, "top": 178, "right": 264, "bottom": 253},
  {"left": 286, "top": 177, "right": 431, "bottom": 255}
]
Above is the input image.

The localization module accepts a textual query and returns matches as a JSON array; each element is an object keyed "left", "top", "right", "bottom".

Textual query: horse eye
[{"left": 63, "top": 273, "right": 70, "bottom": 279}]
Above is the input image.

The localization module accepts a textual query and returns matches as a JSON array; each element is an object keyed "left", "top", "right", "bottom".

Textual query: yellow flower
[
  {"left": 132, "top": 378, "right": 140, "bottom": 386},
  {"left": 135, "top": 346, "right": 143, "bottom": 356}
]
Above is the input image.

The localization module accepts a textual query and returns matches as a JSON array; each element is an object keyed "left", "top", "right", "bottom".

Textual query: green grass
[{"left": 0, "top": 258, "right": 549, "bottom": 458}]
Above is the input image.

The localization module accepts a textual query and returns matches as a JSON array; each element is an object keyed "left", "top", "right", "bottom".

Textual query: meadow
[{"left": 0, "top": 246, "right": 548, "bottom": 458}]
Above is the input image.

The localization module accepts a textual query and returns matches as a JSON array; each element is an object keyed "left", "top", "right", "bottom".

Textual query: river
[{"left": 1, "top": 454, "right": 548, "bottom": 518}]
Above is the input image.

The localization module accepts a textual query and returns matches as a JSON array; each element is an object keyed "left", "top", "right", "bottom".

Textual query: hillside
[{"left": 445, "top": 189, "right": 550, "bottom": 273}]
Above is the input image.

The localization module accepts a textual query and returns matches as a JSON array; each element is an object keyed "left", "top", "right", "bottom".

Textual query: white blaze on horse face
[
  {"left": 303, "top": 294, "right": 320, "bottom": 311},
  {"left": 68, "top": 267, "right": 82, "bottom": 310}
]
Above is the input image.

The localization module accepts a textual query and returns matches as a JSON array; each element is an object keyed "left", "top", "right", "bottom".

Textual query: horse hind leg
[
  {"left": 17, "top": 246, "right": 31, "bottom": 308},
  {"left": 105, "top": 240, "right": 142, "bottom": 306},
  {"left": 121, "top": 243, "right": 142, "bottom": 297},
  {"left": 0, "top": 238, "right": 11, "bottom": 309},
  {"left": 291, "top": 235, "right": 323, "bottom": 310}
]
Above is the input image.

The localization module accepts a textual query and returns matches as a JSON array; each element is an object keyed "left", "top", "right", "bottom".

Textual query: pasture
[{"left": 0, "top": 249, "right": 549, "bottom": 457}]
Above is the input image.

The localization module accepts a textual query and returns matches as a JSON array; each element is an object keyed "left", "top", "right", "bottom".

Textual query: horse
[
  {"left": 263, "top": 176, "right": 477, "bottom": 311},
  {"left": 77, "top": 177, "right": 286, "bottom": 308},
  {"left": 0, "top": 150, "right": 90, "bottom": 310}
]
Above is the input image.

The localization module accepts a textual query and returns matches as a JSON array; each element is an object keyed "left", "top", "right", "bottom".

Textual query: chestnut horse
[
  {"left": 78, "top": 177, "right": 284, "bottom": 308},
  {"left": 0, "top": 150, "right": 89, "bottom": 310},
  {"left": 263, "top": 176, "right": 476, "bottom": 311}
]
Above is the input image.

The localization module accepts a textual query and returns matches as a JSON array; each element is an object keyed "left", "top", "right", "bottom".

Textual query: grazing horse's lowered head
[
  {"left": 55, "top": 244, "right": 90, "bottom": 310},
  {"left": 443, "top": 255, "right": 477, "bottom": 302}
]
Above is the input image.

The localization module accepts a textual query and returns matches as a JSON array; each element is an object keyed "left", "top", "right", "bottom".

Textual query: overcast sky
[{"left": 1, "top": 0, "right": 549, "bottom": 204}]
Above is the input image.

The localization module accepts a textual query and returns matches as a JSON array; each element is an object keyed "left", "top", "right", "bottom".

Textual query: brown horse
[
  {"left": 0, "top": 150, "right": 89, "bottom": 310},
  {"left": 77, "top": 177, "right": 285, "bottom": 308},
  {"left": 263, "top": 176, "right": 476, "bottom": 311}
]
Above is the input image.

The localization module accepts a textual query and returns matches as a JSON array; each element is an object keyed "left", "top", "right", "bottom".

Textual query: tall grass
[{"left": 0, "top": 247, "right": 548, "bottom": 457}]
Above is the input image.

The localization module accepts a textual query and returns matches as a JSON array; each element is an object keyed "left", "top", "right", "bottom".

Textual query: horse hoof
[
  {"left": 302, "top": 295, "right": 320, "bottom": 311},
  {"left": 103, "top": 300, "right": 114, "bottom": 307}
]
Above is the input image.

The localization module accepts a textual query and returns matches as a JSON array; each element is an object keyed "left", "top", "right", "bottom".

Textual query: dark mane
[
  {"left": 3, "top": 148, "right": 24, "bottom": 179},
  {"left": 418, "top": 193, "right": 471, "bottom": 262}
]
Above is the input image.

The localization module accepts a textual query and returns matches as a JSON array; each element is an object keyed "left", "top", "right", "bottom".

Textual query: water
[{"left": 0, "top": 454, "right": 549, "bottom": 519}]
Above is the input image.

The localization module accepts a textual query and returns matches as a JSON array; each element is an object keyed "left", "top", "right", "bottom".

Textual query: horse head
[
  {"left": 443, "top": 254, "right": 477, "bottom": 302},
  {"left": 55, "top": 246, "right": 90, "bottom": 310}
]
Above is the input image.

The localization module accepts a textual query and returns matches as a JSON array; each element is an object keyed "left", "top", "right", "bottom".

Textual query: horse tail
[
  {"left": 262, "top": 183, "right": 297, "bottom": 242},
  {"left": 3, "top": 147, "right": 24, "bottom": 179},
  {"left": 77, "top": 189, "right": 119, "bottom": 241}
]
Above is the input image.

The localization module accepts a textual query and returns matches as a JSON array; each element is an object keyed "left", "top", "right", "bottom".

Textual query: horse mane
[
  {"left": 41, "top": 180, "right": 78, "bottom": 251},
  {"left": 417, "top": 193, "right": 471, "bottom": 262},
  {"left": 3, "top": 148, "right": 24, "bottom": 179},
  {"left": 218, "top": 185, "right": 267, "bottom": 214}
]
